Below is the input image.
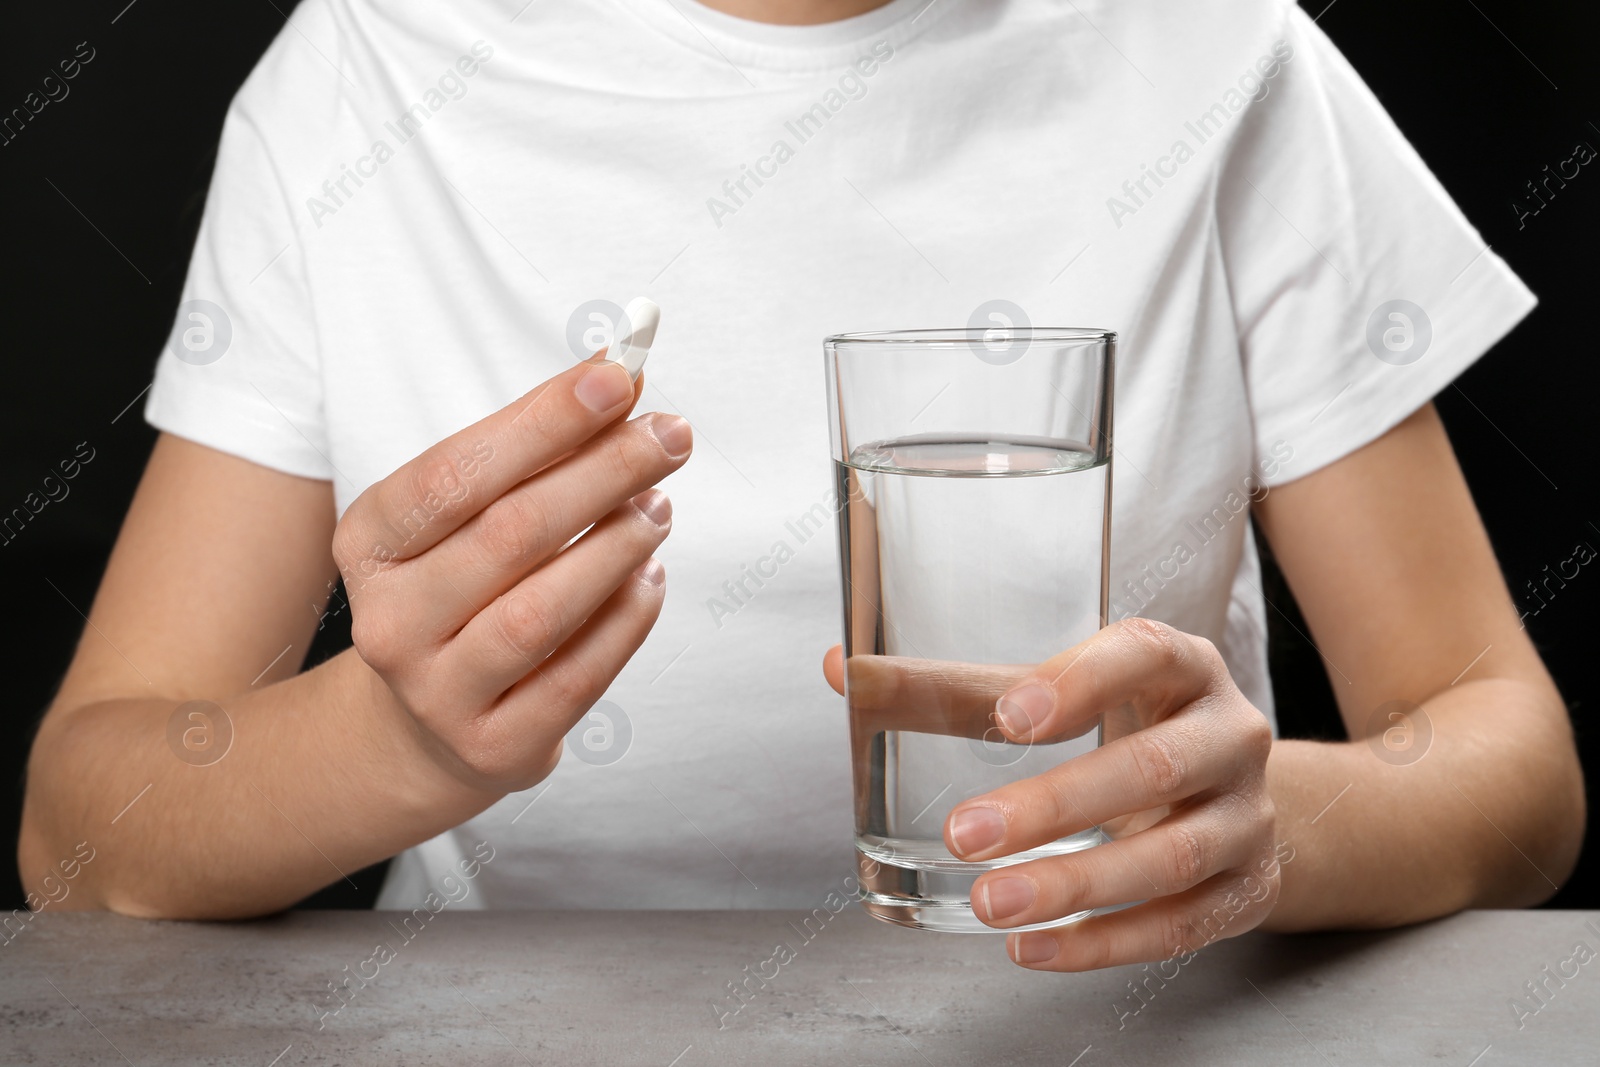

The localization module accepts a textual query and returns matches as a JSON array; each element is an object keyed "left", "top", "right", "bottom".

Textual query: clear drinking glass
[{"left": 825, "top": 327, "right": 1115, "bottom": 933}]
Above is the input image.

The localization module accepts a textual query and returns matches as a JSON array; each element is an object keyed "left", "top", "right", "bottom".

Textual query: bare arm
[
  {"left": 20, "top": 356, "right": 692, "bottom": 918},
  {"left": 1255, "top": 402, "right": 1583, "bottom": 928},
  {"left": 19, "top": 434, "right": 442, "bottom": 917}
]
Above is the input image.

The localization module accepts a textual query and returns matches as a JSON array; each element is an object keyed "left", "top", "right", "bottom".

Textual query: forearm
[
  {"left": 1260, "top": 676, "right": 1584, "bottom": 931},
  {"left": 19, "top": 649, "right": 498, "bottom": 919}
]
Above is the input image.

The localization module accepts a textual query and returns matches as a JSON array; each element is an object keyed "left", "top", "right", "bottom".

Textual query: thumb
[{"left": 822, "top": 644, "right": 845, "bottom": 695}]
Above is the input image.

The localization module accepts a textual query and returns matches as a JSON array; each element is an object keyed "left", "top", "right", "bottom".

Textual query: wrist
[{"left": 337, "top": 650, "right": 505, "bottom": 820}]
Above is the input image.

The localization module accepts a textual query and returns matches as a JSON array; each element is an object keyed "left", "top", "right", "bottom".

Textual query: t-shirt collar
[{"left": 608, "top": 0, "right": 957, "bottom": 75}]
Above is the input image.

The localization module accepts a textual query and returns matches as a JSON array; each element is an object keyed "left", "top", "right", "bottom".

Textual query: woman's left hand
[{"left": 946, "top": 618, "right": 1282, "bottom": 971}]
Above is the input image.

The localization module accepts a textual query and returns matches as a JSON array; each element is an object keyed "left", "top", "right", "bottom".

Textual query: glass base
[
  {"left": 858, "top": 893, "right": 1092, "bottom": 933},
  {"left": 854, "top": 831, "right": 1103, "bottom": 933}
]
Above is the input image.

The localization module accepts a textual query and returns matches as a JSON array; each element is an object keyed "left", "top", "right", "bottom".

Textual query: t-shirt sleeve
[
  {"left": 144, "top": 83, "right": 331, "bottom": 480},
  {"left": 1218, "top": 0, "right": 1535, "bottom": 484}
]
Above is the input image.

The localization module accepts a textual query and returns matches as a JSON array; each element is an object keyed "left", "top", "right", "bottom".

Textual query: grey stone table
[{"left": 3, "top": 909, "right": 1597, "bottom": 1065}]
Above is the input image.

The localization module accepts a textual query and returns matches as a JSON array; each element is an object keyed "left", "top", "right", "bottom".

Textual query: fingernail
[
  {"left": 650, "top": 413, "right": 693, "bottom": 459},
  {"left": 637, "top": 558, "right": 665, "bottom": 587},
  {"left": 948, "top": 806, "right": 1005, "bottom": 856},
  {"left": 979, "top": 876, "right": 1035, "bottom": 922},
  {"left": 575, "top": 361, "right": 633, "bottom": 413},
  {"left": 634, "top": 489, "right": 672, "bottom": 527},
  {"left": 1012, "top": 932, "right": 1058, "bottom": 965},
  {"left": 996, "top": 684, "right": 1054, "bottom": 738}
]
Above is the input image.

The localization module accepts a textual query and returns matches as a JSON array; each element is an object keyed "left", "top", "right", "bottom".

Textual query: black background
[{"left": 1, "top": 0, "right": 1595, "bottom": 912}]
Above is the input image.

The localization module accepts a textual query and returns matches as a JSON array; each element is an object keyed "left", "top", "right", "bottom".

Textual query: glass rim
[{"left": 825, "top": 326, "right": 1116, "bottom": 347}]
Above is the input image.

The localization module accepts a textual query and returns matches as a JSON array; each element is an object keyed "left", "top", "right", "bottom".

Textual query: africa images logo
[{"left": 1365, "top": 300, "right": 1432, "bottom": 366}]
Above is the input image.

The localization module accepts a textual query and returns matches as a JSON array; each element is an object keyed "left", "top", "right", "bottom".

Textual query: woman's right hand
[{"left": 332, "top": 355, "right": 691, "bottom": 793}]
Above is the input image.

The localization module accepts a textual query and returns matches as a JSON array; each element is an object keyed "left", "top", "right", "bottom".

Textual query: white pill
[{"left": 605, "top": 297, "right": 661, "bottom": 380}]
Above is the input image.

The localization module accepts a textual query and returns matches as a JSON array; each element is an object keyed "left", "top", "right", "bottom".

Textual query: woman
[{"left": 19, "top": 0, "right": 1583, "bottom": 973}]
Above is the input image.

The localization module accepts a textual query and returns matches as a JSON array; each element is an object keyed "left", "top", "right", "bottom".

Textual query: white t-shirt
[{"left": 147, "top": 0, "right": 1533, "bottom": 909}]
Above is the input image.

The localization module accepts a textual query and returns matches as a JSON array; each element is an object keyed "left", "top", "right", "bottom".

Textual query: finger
[
  {"left": 335, "top": 356, "right": 642, "bottom": 574},
  {"left": 406, "top": 412, "right": 691, "bottom": 622},
  {"left": 990, "top": 619, "right": 1224, "bottom": 746},
  {"left": 439, "top": 557, "right": 668, "bottom": 791},
  {"left": 845, "top": 655, "right": 1037, "bottom": 740},
  {"left": 823, "top": 645, "right": 844, "bottom": 695},
  {"left": 969, "top": 799, "right": 1263, "bottom": 929},
  {"left": 945, "top": 698, "right": 1270, "bottom": 860},
  {"left": 441, "top": 491, "right": 673, "bottom": 706},
  {"left": 1002, "top": 867, "right": 1279, "bottom": 972}
]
